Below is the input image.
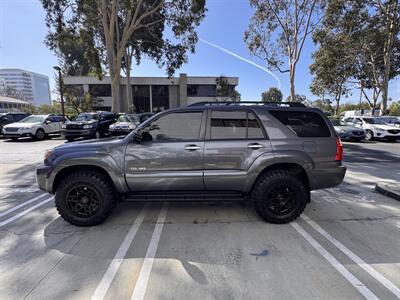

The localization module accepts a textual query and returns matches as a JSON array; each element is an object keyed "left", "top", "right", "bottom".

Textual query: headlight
[
  {"left": 44, "top": 149, "right": 53, "bottom": 161},
  {"left": 62, "top": 124, "right": 66, "bottom": 129},
  {"left": 83, "top": 124, "right": 94, "bottom": 129},
  {"left": 109, "top": 124, "right": 115, "bottom": 129},
  {"left": 128, "top": 124, "right": 136, "bottom": 129},
  {"left": 376, "top": 127, "right": 385, "bottom": 132}
]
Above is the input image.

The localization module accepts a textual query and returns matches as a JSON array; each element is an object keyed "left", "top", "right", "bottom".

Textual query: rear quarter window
[{"left": 269, "top": 110, "right": 331, "bottom": 137}]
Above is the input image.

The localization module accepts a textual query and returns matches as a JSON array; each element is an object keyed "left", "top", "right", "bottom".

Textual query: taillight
[{"left": 335, "top": 137, "right": 343, "bottom": 161}]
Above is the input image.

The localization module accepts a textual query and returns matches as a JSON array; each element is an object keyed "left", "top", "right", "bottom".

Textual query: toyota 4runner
[{"left": 36, "top": 102, "right": 346, "bottom": 226}]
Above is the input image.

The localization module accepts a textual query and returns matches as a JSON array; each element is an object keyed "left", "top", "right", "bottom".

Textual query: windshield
[
  {"left": 75, "top": 114, "right": 98, "bottom": 121},
  {"left": 19, "top": 116, "right": 45, "bottom": 123},
  {"left": 118, "top": 115, "right": 138, "bottom": 122},
  {"left": 363, "top": 118, "right": 386, "bottom": 125},
  {"left": 330, "top": 119, "right": 346, "bottom": 126}
]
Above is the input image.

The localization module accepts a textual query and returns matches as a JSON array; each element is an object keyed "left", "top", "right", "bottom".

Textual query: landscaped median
[{"left": 375, "top": 183, "right": 400, "bottom": 201}]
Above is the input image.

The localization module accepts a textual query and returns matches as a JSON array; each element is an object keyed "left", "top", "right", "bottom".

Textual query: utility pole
[{"left": 53, "top": 66, "right": 65, "bottom": 122}]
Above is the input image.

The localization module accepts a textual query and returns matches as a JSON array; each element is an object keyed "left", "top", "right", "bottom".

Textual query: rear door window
[
  {"left": 210, "top": 110, "right": 265, "bottom": 140},
  {"left": 269, "top": 110, "right": 331, "bottom": 137}
]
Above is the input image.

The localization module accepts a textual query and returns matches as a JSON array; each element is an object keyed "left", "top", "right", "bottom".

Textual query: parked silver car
[
  {"left": 109, "top": 114, "right": 140, "bottom": 135},
  {"left": 330, "top": 118, "right": 365, "bottom": 141}
]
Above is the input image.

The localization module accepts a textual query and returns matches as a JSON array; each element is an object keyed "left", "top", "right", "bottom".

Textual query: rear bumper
[{"left": 309, "top": 165, "right": 346, "bottom": 190}]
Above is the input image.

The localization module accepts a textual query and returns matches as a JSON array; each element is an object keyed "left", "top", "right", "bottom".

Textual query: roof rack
[{"left": 188, "top": 101, "right": 306, "bottom": 108}]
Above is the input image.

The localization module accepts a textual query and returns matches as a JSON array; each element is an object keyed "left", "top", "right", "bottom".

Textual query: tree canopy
[
  {"left": 41, "top": 0, "right": 206, "bottom": 112},
  {"left": 244, "top": 0, "right": 324, "bottom": 101},
  {"left": 261, "top": 87, "right": 282, "bottom": 103}
]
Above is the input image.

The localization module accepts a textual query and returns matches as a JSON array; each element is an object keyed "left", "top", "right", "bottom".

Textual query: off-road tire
[
  {"left": 251, "top": 170, "right": 307, "bottom": 224},
  {"left": 55, "top": 171, "right": 116, "bottom": 226},
  {"left": 35, "top": 129, "right": 46, "bottom": 140}
]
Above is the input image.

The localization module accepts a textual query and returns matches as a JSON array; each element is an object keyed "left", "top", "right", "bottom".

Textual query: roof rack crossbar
[{"left": 188, "top": 101, "right": 306, "bottom": 108}]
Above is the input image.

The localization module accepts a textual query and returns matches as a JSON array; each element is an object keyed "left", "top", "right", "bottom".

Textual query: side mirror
[
  {"left": 133, "top": 129, "right": 143, "bottom": 142},
  {"left": 45, "top": 120, "right": 52, "bottom": 124}
]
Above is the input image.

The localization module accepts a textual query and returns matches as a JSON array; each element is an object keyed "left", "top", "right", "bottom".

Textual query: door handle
[
  {"left": 247, "top": 143, "right": 264, "bottom": 150},
  {"left": 185, "top": 144, "right": 202, "bottom": 151}
]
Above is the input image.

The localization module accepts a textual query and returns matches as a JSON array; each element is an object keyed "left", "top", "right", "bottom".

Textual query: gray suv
[{"left": 36, "top": 102, "right": 346, "bottom": 226}]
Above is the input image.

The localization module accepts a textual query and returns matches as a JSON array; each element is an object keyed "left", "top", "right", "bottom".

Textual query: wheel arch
[{"left": 52, "top": 165, "right": 118, "bottom": 194}]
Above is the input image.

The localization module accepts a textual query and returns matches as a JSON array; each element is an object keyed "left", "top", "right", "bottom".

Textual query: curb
[{"left": 375, "top": 183, "right": 400, "bottom": 201}]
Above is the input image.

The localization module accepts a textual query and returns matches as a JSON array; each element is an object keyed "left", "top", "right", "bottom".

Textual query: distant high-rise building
[{"left": 0, "top": 69, "right": 51, "bottom": 105}]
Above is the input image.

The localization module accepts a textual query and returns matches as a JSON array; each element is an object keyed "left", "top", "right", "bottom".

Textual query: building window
[
  {"left": 89, "top": 84, "right": 111, "bottom": 97},
  {"left": 152, "top": 85, "right": 169, "bottom": 113},
  {"left": 132, "top": 85, "right": 150, "bottom": 113},
  {"left": 187, "top": 85, "right": 217, "bottom": 97}
]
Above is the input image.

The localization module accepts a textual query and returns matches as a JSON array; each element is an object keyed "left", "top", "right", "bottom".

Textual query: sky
[{"left": 0, "top": 0, "right": 399, "bottom": 103}]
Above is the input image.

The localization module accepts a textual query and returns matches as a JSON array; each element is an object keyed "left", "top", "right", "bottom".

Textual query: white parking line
[
  {"left": 0, "top": 196, "right": 54, "bottom": 228},
  {"left": 291, "top": 222, "right": 378, "bottom": 300},
  {"left": 91, "top": 204, "right": 149, "bottom": 300},
  {"left": 0, "top": 193, "right": 48, "bottom": 218},
  {"left": 302, "top": 214, "right": 400, "bottom": 298},
  {"left": 131, "top": 203, "right": 168, "bottom": 300}
]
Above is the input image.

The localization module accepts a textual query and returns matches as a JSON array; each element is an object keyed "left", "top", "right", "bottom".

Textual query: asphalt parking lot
[{"left": 0, "top": 136, "right": 399, "bottom": 300}]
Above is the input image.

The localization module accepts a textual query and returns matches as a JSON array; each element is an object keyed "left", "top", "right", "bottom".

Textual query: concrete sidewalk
[{"left": 375, "top": 183, "right": 400, "bottom": 201}]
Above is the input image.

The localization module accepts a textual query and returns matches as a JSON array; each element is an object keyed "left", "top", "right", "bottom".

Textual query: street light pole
[{"left": 53, "top": 66, "right": 65, "bottom": 122}]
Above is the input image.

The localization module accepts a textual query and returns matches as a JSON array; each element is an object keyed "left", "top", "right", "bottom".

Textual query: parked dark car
[
  {"left": 61, "top": 111, "right": 117, "bottom": 142},
  {"left": 330, "top": 118, "right": 365, "bottom": 141},
  {"left": 0, "top": 112, "right": 30, "bottom": 135},
  {"left": 37, "top": 101, "right": 346, "bottom": 226}
]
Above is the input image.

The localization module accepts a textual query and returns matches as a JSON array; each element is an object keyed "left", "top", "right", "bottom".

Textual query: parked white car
[
  {"left": 343, "top": 116, "right": 400, "bottom": 142},
  {"left": 2, "top": 114, "right": 64, "bottom": 141}
]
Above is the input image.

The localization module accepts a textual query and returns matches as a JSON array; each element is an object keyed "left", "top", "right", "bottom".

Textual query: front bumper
[
  {"left": 3, "top": 132, "right": 34, "bottom": 138},
  {"left": 374, "top": 131, "right": 400, "bottom": 139},
  {"left": 61, "top": 128, "right": 96, "bottom": 138},
  {"left": 36, "top": 165, "right": 53, "bottom": 193},
  {"left": 339, "top": 132, "right": 365, "bottom": 140},
  {"left": 109, "top": 129, "right": 132, "bottom": 136}
]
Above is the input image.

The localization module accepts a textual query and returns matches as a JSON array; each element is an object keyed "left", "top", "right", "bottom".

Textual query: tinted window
[
  {"left": 248, "top": 112, "right": 264, "bottom": 139},
  {"left": 269, "top": 111, "right": 331, "bottom": 137},
  {"left": 1, "top": 115, "right": 14, "bottom": 123},
  {"left": 187, "top": 85, "right": 217, "bottom": 97},
  {"left": 89, "top": 85, "right": 112, "bottom": 97},
  {"left": 143, "top": 112, "right": 203, "bottom": 142},
  {"left": 210, "top": 110, "right": 264, "bottom": 140}
]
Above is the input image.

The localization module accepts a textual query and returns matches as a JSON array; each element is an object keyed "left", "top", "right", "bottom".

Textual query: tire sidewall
[
  {"left": 55, "top": 174, "right": 114, "bottom": 226},
  {"left": 36, "top": 129, "right": 45, "bottom": 140},
  {"left": 365, "top": 130, "right": 373, "bottom": 141}
]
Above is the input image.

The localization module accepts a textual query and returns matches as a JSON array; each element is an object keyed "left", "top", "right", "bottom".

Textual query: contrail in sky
[{"left": 199, "top": 38, "right": 281, "bottom": 89}]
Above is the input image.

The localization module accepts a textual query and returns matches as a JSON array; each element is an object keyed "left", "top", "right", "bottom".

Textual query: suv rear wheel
[
  {"left": 55, "top": 171, "right": 116, "bottom": 226},
  {"left": 251, "top": 170, "right": 307, "bottom": 224}
]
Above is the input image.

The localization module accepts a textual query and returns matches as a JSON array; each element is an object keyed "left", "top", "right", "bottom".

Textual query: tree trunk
[
  {"left": 380, "top": 0, "right": 397, "bottom": 116},
  {"left": 111, "top": 68, "right": 121, "bottom": 113},
  {"left": 125, "top": 51, "right": 133, "bottom": 113},
  {"left": 289, "top": 65, "right": 296, "bottom": 102}
]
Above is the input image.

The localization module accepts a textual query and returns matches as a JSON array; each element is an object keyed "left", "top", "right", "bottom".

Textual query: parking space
[{"left": 0, "top": 138, "right": 399, "bottom": 299}]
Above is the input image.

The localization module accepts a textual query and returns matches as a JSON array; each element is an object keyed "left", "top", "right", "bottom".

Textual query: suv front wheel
[
  {"left": 251, "top": 170, "right": 307, "bottom": 224},
  {"left": 55, "top": 171, "right": 116, "bottom": 226}
]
